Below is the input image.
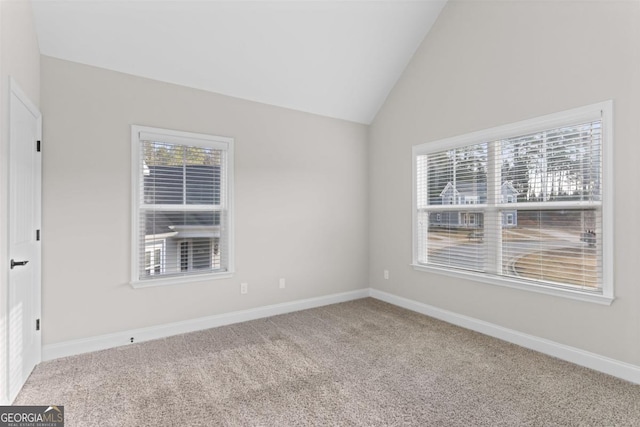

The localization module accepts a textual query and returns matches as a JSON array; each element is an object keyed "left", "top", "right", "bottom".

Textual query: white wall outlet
[
  {"left": 279, "top": 278, "right": 286, "bottom": 289},
  {"left": 384, "top": 269, "right": 389, "bottom": 280},
  {"left": 240, "top": 282, "right": 248, "bottom": 294}
]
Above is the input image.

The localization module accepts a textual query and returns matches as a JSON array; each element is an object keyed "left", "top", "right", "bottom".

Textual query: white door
[{"left": 8, "top": 78, "right": 42, "bottom": 402}]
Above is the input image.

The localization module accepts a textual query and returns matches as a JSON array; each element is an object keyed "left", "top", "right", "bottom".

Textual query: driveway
[{"left": 428, "top": 238, "right": 587, "bottom": 276}]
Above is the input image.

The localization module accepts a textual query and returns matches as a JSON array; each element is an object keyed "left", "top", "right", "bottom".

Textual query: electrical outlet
[
  {"left": 384, "top": 270, "right": 389, "bottom": 280},
  {"left": 279, "top": 278, "right": 286, "bottom": 289},
  {"left": 240, "top": 282, "right": 248, "bottom": 294}
]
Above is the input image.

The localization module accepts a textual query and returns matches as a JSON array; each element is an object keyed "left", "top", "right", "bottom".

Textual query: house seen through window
[
  {"left": 413, "top": 102, "right": 613, "bottom": 302},
  {"left": 131, "top": 126, "right": 234, "bottom": 285}
]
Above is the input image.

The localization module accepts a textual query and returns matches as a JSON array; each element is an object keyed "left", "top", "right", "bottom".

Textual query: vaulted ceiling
[{"left": 31, "top": 1, "right": 447, "bottom": 124}]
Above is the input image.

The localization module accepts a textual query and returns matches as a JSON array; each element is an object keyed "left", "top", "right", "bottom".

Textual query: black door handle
[{"left": 10, "top": 259, "right": 29, "bottom": 269}]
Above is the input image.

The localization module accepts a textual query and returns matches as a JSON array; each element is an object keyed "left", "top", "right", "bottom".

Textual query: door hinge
[
  {"left": 36, "top": 140, "right": 41, "bottom": 152},
  {"left": 36, "top": 229, "right": 40, "bottom": 241},
  {"left": 36, "top": 319, "right": 40, "bottom": 331}
]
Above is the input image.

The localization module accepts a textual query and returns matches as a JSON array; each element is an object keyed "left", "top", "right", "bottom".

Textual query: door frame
[{"left": 5, "top": 76, "right": 42, "bottom": 403}]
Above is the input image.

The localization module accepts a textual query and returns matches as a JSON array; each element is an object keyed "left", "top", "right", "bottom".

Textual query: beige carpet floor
[{"left": 14, "top": 298, "right": 640, "bottom": 426}]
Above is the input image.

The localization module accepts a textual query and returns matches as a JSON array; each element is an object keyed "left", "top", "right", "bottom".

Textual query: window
[
  {"left": 131, "top": 126, "right": 234, "bottom": 286},
  {"left": 144, "top": 241, "right": 164, "bottom": 276},
  {"left": 413, "top": 102, "right": 613, "bottom": 304},
  {"left": 178, "top": 238, "right": 221, "bottom": 271}
]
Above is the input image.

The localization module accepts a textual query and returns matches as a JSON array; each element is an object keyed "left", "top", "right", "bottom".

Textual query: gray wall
[
  {"left": 13, "top": 0, "right": 640, "bottom": 374},
  {"left": 369, "top": 0, "right": 640, "bottom": 364},
  {"left": 40, "top": 56, "right": 369, "bottom": 344},
  {"left": 0, "top": 0, "right": 41, "bottom": 404}
]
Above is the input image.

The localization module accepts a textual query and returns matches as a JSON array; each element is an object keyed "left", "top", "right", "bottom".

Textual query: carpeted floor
[{"left": 14, "top": 298, "right": 640, "bottom": 426}]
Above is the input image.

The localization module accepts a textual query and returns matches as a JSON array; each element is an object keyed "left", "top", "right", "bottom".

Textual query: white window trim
[
  {"left": 130, "top": 125, "right": 235, "bottom": 288},
  {"left": 411, "top": 101, "right": 614, "bottom": 305}
]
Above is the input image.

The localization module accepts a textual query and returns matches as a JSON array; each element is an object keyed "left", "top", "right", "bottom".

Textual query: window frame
[
  {"left": 130, "top": 125, "right": 235, "bottom": 288},
  {"left": 411, "top": 101, "right": 614, "bottom": 305}
]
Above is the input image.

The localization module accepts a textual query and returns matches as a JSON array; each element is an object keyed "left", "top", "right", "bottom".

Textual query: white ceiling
[{"left": 31, "top": 0, "right": 446, "bottom": 124}]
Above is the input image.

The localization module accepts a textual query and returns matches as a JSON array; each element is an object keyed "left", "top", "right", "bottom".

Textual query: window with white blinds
[
  {"left": 412, "top": 102, "right": 613, "bottom": 303},
  {"left": 131, "top": 126, "right": 234, "bottom": 286}
]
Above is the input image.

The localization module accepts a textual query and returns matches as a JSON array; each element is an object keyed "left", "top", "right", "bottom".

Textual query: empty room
[{"left": 2, "top": 0, "right": 640, "bottom": 425}]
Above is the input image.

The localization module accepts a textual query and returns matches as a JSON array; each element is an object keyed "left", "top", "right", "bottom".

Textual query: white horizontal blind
[
  {"left": 416, "top": 143, "right": 488, "bottom": 272},
  {"left": 416, "top": 118, "right": 604, "bottom": 293},
  {"left": 137, "top": 136, "right": 229, "bottom": 281},
  {"left": 498, "top": 121, "right": 602, "bottom": 290}
]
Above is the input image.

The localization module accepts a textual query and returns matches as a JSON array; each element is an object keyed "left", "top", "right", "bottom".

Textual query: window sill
[
  {"left": 410, "top": 264, "right": 614, "bottom": 306},
  {"left": 130, "top": 271, "right": 234, "bottom": 289}
]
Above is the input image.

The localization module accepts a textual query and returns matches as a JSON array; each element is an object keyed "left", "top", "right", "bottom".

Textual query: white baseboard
[
  {"left": 42, "top": 288, "right": 370, "bottom": 361},
  {"left": 42, "top": 286, "right": 640, "bottom": 386},
  {"left": 369, "top": 289, "right": 640, "bottom": 385}
]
